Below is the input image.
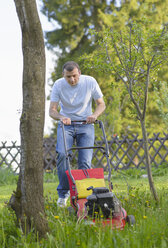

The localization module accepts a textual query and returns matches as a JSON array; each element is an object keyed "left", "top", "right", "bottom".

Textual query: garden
[
  {"left": 0, "top": 164, "right": 168, "bottom": 248},
  {"left": 2, "top": 1, "right": 168, "bottom": 247}
]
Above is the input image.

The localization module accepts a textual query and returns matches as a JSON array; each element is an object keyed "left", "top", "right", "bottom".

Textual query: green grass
[
  {"left": 0, "top": 166, "right": 18, "bottom": 186},
  {"left": 0, "top": 167, "right": 168, "bottom": 248}
]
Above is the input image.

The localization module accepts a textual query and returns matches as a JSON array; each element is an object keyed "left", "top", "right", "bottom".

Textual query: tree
[
  {"left": 41, "top": 0, "right": 168, "bottom": 137},
  {"left": 9, "top": 0, "right": 48, "bottom": 237},
  {"left": 81, "top": 22, "right": 168, "bottom": 201},
  {"left": 41, "top": 0, "right": 117, "bottom": 78},
  {"left": 95, "top": 0, "right": 168, "bottom": 136}
]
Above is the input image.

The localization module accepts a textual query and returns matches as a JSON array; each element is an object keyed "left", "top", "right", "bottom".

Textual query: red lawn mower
[{"left": 61, "top": 120, "right": 135, "bottom": 229}]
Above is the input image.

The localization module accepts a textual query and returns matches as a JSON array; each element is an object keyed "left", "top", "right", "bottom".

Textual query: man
[{"left": 49, "top": 61, "right": 105, "bottom": 207}]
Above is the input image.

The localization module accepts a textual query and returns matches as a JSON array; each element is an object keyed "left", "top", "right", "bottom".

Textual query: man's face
[{"left": 63, "top": 67, "right": 81, "bottom": 86}]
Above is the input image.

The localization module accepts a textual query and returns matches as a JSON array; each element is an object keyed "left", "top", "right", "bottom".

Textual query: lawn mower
[{"left": 61, "top": 120, "right": 135, "bottom": 229}]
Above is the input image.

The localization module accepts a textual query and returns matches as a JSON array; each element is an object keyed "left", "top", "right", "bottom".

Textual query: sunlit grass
[{"left": 0, "top": 185, "right": 16, "bottom": 209}]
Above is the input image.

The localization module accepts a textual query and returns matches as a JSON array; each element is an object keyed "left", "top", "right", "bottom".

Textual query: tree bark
[
  {"left": 9, "top": 0, "right": 49, "bottom": 237},
  {"left": 140, "top": 119, "right": 159, "bottom": 202}
]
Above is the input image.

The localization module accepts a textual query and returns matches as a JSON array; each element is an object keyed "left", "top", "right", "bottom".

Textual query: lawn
[{"left": 0, "top": 166, "right": 168, "bottom": 248}]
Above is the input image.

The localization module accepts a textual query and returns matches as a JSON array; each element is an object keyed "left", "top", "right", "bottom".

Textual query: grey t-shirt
[{"left": 50, "top": 75, "right": 103, "bottom": 120}]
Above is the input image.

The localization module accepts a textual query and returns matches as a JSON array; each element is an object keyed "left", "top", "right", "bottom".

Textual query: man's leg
[
  {"left": 56, "top": 124, "right": 74, "bottom": 199},
  {"left": 76, "top": 124, "right": 95, "bottom": 169},
  {"left": 56, "top": 152, "right": 70, "bottom": 198}
]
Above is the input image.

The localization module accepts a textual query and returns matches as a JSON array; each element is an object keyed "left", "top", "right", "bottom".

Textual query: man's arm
[
  {"left": 49, "top": 101, "right": 71, "bottom": 125},
  {"left": 86, "top": 98, "right": 106, "bottom": 123}
]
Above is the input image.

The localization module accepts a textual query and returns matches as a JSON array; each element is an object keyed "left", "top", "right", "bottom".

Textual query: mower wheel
[{"left": 126, "top": 215, "right": 135, "bottom": 226}]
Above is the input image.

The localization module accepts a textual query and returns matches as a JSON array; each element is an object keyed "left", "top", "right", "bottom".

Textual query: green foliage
[
  {"left": 155, "top": 81, "right": 168, "bottom": 125},
  {"left": 41, "top": 0, "right": 117, "bottom": 78},
  {"left": 41, "top": 0, "right": 168, "bottom": 137},
  {"left": 43, "top": 169, "right": 58, "bottom": 183},
  {"left": 151, "top": 162, "right": 168, "bottom": 177},
  {"left": 99, "top": 0, "right": 168, "bottom": 32},
  {"left": 80, "top": 21, "right": 168, "bottom": 135},
  {"left": 111, "top": 162, "right": 168, "bottom": 179},
  {"left": 99, "top": 0, "right": 168, "bottom": 135}
]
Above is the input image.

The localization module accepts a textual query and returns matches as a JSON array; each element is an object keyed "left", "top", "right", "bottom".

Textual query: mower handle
[
  {"left": 60, "top": 120, "right": 100, "bottom": 125},
  {"left": 60, "top": 119, "right": 112, "bottom": 185}
]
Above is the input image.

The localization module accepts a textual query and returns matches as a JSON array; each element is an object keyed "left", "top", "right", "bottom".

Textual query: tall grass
[
  {"left": 0, "top": 165, "right": 168, "bottom": 248},
  {"left": 0, "top": 165, "right": 18, "bottom": 186}
]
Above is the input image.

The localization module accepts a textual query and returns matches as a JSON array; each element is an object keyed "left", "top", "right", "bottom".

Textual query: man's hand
[
  {"left": 86, "top": 98, "right": 105, "bottom": 123},
  {"left": 49, "top": 102, "right": 71, "bottom": 125},
  {"left": 60, "top": 117, "right": 71, "bottom": 125},
  {"left": 86, "top": 115, "right": 97, "bottom": 124}
]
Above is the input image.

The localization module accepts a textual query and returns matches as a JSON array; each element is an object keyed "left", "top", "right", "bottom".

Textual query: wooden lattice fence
[
  {"left": 1, "top": 133, "right": 168, "bottom": 173},
  {"left": 0, "top": 141, "right": 21, "bottom": 173}
]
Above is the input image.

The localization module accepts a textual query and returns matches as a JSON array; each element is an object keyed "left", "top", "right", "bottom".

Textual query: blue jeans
[{"left": 56, "top": 124, "right": 95, "bottom": 198}]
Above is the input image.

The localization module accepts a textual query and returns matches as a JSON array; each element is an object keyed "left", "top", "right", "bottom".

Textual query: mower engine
[{"left": 85, "top": 186, "right": 121, "bottom": 219}]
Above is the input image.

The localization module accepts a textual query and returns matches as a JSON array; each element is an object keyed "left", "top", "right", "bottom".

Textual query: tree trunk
[
  {"left": 140, "top": 119, "right": 159, "bottom": 202},
  {"left": 9, "top": 0, "right": 49, "bottom": 237}
]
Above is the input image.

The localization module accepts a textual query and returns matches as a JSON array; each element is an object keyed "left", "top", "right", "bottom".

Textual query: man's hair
[{"left": 62, "top": 61, "right": 80, "bottom": 72}]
